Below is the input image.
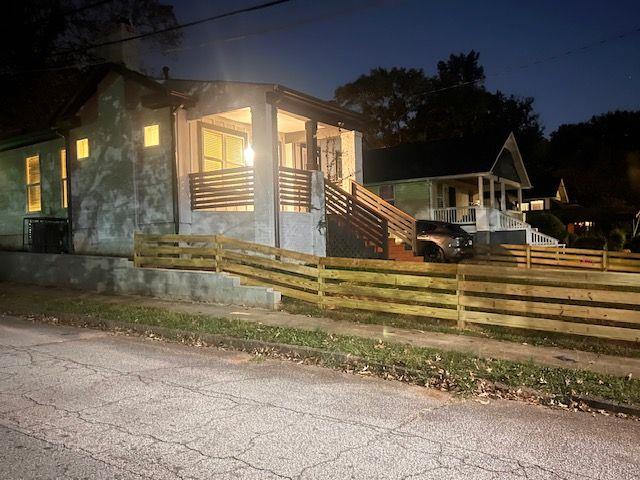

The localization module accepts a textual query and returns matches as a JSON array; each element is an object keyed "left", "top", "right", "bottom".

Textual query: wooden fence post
[
  {"left": 456, "top": 266, "right": 465, "bottom": 329},
  {"left": 214, "top": 235, "right": 222, "bottom": 273},
  {"left": 526, "top": 244, "right": 531, "bottom": 269},
  {"left": 317, "top": 257, "right": 325, "bottom": 309}
]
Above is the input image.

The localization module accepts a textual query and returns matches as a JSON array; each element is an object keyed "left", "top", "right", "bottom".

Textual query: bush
[
  {"left": 526, "top": 212, "right": 566, "bottom": 242},
  {"left": 571, "top": 235, "right": 606, "bottom": 250},
  {"left": 628, "top": 236, "right": 640, "bottom": 253},
  {"left": 607, "top": 228, "right": 626, "bottom": 251}
]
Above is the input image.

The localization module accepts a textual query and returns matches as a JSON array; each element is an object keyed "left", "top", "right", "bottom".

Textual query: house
[
  {"left": 363, "top": 133, "right": 559, "bottom": 246},
  {"left": 521, "top": 176, "right": 569, "bottom": 212}
]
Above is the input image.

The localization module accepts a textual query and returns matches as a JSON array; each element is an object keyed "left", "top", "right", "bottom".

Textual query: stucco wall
[
  {"left": 0, "top": 251, "right": 280, "bottom": 309},
  {"left": 69, "top": 74, "right": 175, "bottom": 256},
  {"left": 0, "top": 138, "right": 66, "bottom": 250}
]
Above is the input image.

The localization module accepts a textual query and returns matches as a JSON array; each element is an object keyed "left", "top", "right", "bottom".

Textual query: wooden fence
[
  {"left": 474, "top": 244, "right": 640, "bottom": 273},
  {"left": 134, "top": 233, "right": 640, "bottom": 343},
  {"left": 189, "top": 166, "right": 255, "bottom": 211}
]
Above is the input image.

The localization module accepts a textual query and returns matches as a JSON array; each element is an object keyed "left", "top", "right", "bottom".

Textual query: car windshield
[{"left": 442, "top": 224, "right": 469, "bottom": 236}]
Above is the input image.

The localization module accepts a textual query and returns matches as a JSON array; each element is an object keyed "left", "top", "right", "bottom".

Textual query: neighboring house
[
  {"left": 522, "top": 176, "right": 599, "bottom": 234},
  {"left": 0, "top": 61, "right": 374, "bottom": 258},
  {"left": 364, "top": 133, "right": 558, "bottom": 246}
]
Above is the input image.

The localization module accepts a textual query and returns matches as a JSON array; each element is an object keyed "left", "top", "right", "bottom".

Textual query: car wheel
[{"left": 424, "top": 245, "right": 446, "bottom": 263}]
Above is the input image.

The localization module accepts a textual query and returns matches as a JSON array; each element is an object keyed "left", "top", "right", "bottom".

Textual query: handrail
[
  {"left": 325, "top": 181, "right": 388, "bottom": 257},
  {"left": 350, "top": 180, "right": 417, "bottom": 252}
]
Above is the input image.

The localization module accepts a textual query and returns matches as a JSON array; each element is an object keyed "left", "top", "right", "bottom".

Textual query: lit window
[
  {"left": 60, "top": 149, "right": 68, "bottom": 208},
  {"left": 521, "top": 202, "right": 529, "bottom": 212},
  {"left": 26, "top": 155, "right": 41, "bottom": 213},
  {"left": 144, "top": 124, "right": 160, "bottom": 147},
  {"left": 201, "top": 126, "right": 246, "bottom": 171},
  {"left": 530, "top": 200, "right": 544, "bottom": 211},
  {"left": 76, "top": 138, "right": 89, "bottom": 159}
]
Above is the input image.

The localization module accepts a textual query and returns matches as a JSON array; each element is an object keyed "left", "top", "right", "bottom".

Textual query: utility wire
[
  {"left": 163, "top": 0, "right": 391, "bottom": 54},
  {"left": 415, "top": 25, "right": 640, "bottom": 98},
  {"left": 49, "top": 0, "right": 293, "bottom": 58}
]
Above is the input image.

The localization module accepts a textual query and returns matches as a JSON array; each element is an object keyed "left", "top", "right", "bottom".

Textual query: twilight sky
[{"left": 149, "top": 0, "right": 640, "bottom": 134}]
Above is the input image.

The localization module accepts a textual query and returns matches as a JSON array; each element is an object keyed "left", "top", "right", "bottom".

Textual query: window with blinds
[
  {"left": 144, "top": 124, "right": 160, "bottom": 147},
  {"left": 60, "top": 149, "right": 68, "bottom": 208},
  {"left": 201, "top": 126, "right": 245, "bottom": 171},
  {"left": 76, "top": 138, "right": 89, "bottom": 159},
  {"left": 26, "top": 155, "right": 41, "bottom": 213}
]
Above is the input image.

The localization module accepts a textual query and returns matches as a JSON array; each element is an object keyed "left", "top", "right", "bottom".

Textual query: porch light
[{"left": 244, "top": 145, "right": 255, "bottom": 166}]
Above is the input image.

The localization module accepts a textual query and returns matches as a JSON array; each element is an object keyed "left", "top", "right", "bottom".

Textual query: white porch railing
[
  {"left": 428, "top": 206, "right": 559, "bottom": 246},
  {"left": 527, "top": 229, "right": 559, "bottom": 246},
  {"left": 431, "top": 206, "right": 477, "bottom": 224},
  {"left": 496, "top": 210, "right": 529, "bottom": 231}
]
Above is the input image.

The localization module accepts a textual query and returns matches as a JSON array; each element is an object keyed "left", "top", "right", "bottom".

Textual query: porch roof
[{"left": 363, "top": 132, "right": 530, "bottom": 187}]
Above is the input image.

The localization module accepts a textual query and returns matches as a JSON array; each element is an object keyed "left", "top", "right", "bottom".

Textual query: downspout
[
  {"left": 170, "top": 105, "right": 183, "bottom": 235},
  {"left": 55, "top": 130, "right": 75, "bottom": 253}
]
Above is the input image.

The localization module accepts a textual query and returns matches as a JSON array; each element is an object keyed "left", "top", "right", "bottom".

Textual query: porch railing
[
  {"left": 350, "top": 180, "right": 417, "bottom": 252},
  {"left": 431, "top": 206, "right": 477, "bottom": 225},
  {"left": 325, "top": 182, "right": 388, "bottom": 257},
  {"left": 527, "top": 229, "right": 559, "bottom": 246},
  {"left": 496, "top": 210, "right": 529, "bottom": 231},
  {"left": 278, "top": 166, "right": 311, "bottom": 211},
  {"left": 189, "top": 166, "right": 254, "bottom": 211}
]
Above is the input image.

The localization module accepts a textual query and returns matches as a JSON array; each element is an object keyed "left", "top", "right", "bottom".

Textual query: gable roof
[
  {"left": 525, "top": 176, "right": 569, "bottom": 202},
  {"left": 364, "top": 132, "right": 531, "bottom": 187}
]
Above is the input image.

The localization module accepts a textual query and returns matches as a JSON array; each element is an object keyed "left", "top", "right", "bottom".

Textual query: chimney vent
[{"left": 162, "top": 66, "right": 170, "bottom": 80}]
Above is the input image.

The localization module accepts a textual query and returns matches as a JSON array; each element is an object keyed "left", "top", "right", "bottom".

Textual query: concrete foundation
[{"left": 0, "top": 251, "right": 280, "bottom": 310}]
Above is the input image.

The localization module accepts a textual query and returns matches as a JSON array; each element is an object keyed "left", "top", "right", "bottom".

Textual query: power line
[
  {"left": 49, "top": 0, "right": 293, "bottom": 58},
  {"left": 415, "top": 25, "right": 640, "bottom": 98},
  {"left": 163, "top": 0, "right": 391, "bottom": 54}
]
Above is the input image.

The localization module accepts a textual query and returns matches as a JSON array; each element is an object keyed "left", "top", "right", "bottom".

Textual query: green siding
[
  {"left": 366, "top": 180, "right": 432, "bottom": 219},
  {"left": 0, "top": 139, "right": 66, "bottom": 249}
]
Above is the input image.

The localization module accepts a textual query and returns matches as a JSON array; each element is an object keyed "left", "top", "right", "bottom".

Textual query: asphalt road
[{"left": 1, "top": 315, "right": 639, "bottom": 480}]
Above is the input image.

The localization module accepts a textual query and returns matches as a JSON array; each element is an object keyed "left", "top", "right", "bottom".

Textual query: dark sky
[{"left": 151, "top": 0, "right": 640, "bottom": 134}]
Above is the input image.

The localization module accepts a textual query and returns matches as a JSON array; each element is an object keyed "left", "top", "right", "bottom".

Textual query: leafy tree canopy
[{"left": 334, "top": 51, "right": 544, "bottom": 153}]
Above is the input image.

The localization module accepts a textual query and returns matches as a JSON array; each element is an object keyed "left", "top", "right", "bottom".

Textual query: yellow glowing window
[
  {"left": 202, "top": 129, "right": 223, "bottom": 171},
  {"left": 60, "top": 149, "right": 68, "bottom": 208},
  {"left": 521, "top": 202, "right": 529, "bottom": 212},
  {"left": 225, "top": 135, "right": 244, "bottom": 169},
  {"left": 26, "top": 155, "right": 41, "bottom": 213},
  {"left": 76, "top": 138, "right": 89, "bottom": 159},
  {"left": 530, "top": 200, "right": 544, "bottom": 211},
  {"left": 144, "top": 124, "right": 160, "bottom": 147}
]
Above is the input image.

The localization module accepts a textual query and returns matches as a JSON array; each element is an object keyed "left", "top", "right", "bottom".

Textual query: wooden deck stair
[{"left": 387, "top": 238, "right": 423, "bottom": 262}]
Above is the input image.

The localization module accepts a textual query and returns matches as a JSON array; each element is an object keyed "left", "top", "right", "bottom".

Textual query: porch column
[
  {"left": 251, "top": 102, "right": 279, "bottom": 247},
  {"left": 517, "top": 187, "right": 523, "bottom": 210},
  {"left": 305, "top": 120, "right": 318, "bottom": 171},
  {"left": 429, "top": 181, "right": 437, "bottom": 219},
  {"left": 500, "top": 181, "right": 506, "bottom": 211},
  {"left": 489, "top": 177, "right": 495, "bottom": 208},
  {"left": 339, "top": 130, "right": 363, "bottom": 189},
  {"left": 477, "top": 176, "right": 484, "bottom": 207}
]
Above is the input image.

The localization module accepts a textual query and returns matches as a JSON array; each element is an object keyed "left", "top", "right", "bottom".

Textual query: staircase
[
  {"left": 387, "top": 238, "right": 423, "bottom": 262},
  {"left": 349, "top": 181, "right": 417, "bottom": 253}
]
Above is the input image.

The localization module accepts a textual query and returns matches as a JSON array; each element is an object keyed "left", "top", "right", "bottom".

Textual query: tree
[
  {"left": 545, "top": 111, "right": 640, "bottom": 209},
  {"left": 334, "top": 67, "right": 431, "bottom": 148},
  {"left": 0, "top": 0, "right": 181, "bottom": 135},
  {"left": 334, "top": 51, "right": 544, "bottom": 156},
  {"left": 0, "top": 0, "right": 181, "bottom": 75}
]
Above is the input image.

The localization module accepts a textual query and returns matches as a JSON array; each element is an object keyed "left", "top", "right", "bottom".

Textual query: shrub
[
  {"left": 607, "top": 228, "right": 626, "bottom": 251},
  {"left": 628, "top": 236, "right": 640, "bottom": 253},
  {"left": 571, "top": 235, "right": 606, "bottom": 250},
  {"left": 526, "top": 212, "right": 567, "bottom": 242}
]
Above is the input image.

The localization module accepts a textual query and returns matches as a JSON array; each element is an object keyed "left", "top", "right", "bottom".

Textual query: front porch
[{"left": 425, "top": 175, "right": 558, "bottom": 246}]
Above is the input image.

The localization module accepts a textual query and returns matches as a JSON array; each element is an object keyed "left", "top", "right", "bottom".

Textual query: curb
[{"left": 26, "top": 314, "right": 640, "bottom": 418}]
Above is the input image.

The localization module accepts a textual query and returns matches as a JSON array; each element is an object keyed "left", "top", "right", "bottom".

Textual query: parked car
[{"left": 415, "top": 220, "right": 474, "bottom": 262}]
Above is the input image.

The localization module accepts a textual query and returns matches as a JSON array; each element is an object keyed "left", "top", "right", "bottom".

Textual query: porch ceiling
[{"left": 212, "top": 107, "right": 335, "bottom": 134}]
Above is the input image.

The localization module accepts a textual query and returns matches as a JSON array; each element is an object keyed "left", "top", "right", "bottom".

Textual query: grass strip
[{"left": 1, "top": 289, "right": 639, "bottom": 407}]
